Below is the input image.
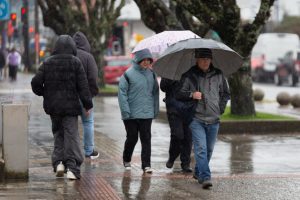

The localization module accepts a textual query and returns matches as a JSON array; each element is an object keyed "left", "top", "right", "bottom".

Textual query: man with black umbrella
[{"left": 177, "top": 48, "right": 230, "bottom": 189}]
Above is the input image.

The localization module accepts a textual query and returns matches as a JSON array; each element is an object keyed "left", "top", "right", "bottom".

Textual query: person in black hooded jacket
[
  {"left": 31, "top": 35, "right": 93, "bottom": 180},
  {"left": 160, "top": 78, "right": 192, "bottom": 173},
  {"left": 73, "top": 31, "right": 99, "bottom": 160}
]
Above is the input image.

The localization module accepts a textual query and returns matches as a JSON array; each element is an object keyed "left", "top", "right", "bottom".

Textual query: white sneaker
[
  {"left": 56, "top": 161, "right": 65, "bottom": 177},
  {"left": 67, "top": 169, "right": 77, "bottom": 180},
  {"left": 143, "top": 167, "right": 153, "bottom": 174},
  {"left": 124, "top": 162, "right": 131, "bottom": 170}
]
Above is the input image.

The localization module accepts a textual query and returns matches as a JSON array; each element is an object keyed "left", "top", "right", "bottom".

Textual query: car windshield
[{"left": 107, "top": 59, "right": 131, "bottom": 66}]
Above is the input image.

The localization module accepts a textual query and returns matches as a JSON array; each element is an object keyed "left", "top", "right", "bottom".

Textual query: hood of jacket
[
  {"left": 52, "top": 35, "right": 77, "bottom": 56},
  {"left": 73, "top": 31, "right": 91, "bottom": 53},
  {"left": 132, "top": 48, "right": 153, "bottom": 64}
]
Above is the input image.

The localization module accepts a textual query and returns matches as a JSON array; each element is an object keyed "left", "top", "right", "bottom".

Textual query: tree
[
  {"left": 37, "top": 0, "right": 125, "bottom": 86},
  {"left": 134, "top": 0, "right": 275, "bottom": 116}
]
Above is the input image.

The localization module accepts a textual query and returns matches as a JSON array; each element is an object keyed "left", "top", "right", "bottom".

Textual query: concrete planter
[{"left": 1, "top": 102, "right": 29, "bottom": 179}]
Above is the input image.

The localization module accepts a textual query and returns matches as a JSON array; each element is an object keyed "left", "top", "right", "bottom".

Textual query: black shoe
[
  {"left": 202, "top": 180, "right": 213, "bottom": 189},
  {"left": 85, "top": 150, "right": 99, "bottom": 159},
  {"left": 166, "top": 160, "right": 174, "bottom": 168},
  {"left": 193, "top": 173, "right": 198, "bottom": 180},
  {"left": 182, "top": 166, "right": 193, "bottom": 173}
]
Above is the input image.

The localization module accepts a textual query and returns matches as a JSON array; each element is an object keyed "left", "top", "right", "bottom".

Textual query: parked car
[
  {"left": 103, "top": 56, "right": 131, "bottom": 84},
  {"left": 274, "top": 50, "right": 300, "bottom": 86},
  {"left": 251, "top": 33, "right": 300, "bottom": 82}
]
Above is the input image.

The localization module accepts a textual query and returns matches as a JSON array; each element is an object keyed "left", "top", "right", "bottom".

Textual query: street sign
[{"left": 0, "top": 0, "right": 9, "bottom": 20}]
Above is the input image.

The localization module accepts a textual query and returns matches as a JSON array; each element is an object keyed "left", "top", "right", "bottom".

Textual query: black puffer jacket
[
  {"left": 73, "top": 32, "right": 98, "bottom": 97},
  {"left": 31, "top": 35, "right": 93, "bottom": 116}
]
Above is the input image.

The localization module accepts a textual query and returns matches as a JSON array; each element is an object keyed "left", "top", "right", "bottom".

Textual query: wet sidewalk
[{"left": 0, "top": 73, "right": 300, "bottom": 200}]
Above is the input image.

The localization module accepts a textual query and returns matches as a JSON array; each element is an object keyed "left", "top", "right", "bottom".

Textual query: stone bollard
[{"left": 1, "top": 102, "right": 30, "bottom": 179}]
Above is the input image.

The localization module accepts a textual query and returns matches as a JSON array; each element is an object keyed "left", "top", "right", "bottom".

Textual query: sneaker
[
  {"left": 56, "top": 161, "right": 65, "bottom": 177},
  {"left": 67, "top": 169, "right": 77, "bottom": 180},
  {"left": 143, "top": 167, "right": 153, "bottom": 174},
  {"left": 85, "top": 150, "right": 99, "bottom": 160},
  {"left": 202, "top": 179, "right": 213, "bottom": 189},
  {"left": 124, "top": 162, "right": 131, "bottom": 170},
  {"left": 166, "top": 160, "right": 174, "bottom": 169}
]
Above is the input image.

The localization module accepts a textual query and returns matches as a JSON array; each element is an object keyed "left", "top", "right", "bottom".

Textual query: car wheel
[
  {"left": 287, "top": 74, "right": 294, "bottom": 87},
  {"left": 292, "top": 75, "right": 298, "bottom": 87},
  {"left": 274, "top": 73, "right": 281, "bottom": 86}
]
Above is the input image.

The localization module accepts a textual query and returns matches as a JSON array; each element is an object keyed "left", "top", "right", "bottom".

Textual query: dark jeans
[
  {"left": 123, "top": 119, "right": 152, "bottom": 169},
  {"left": 167, "top": 112, "right": 192, "bottom": 168},
  {"left": 51, "top": 115, "right": 84, "bottom": 179}
]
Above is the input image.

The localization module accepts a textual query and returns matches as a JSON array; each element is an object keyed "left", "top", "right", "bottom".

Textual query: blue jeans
[
  {"left": 189, "top": 119, "right": 219, "bottom": 182},
  {"left": 80, "top": 99, "right": 94, "bottom": 156}
]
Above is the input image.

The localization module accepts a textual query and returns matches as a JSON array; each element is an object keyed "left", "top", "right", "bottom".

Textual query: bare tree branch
[{"left": 134, "top": 0, "right": 183, "bottom": 33}]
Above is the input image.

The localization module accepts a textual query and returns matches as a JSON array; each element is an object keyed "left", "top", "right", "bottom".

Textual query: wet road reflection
[{"left": 121, "top": 171, "right": 151, "bottom": 199}]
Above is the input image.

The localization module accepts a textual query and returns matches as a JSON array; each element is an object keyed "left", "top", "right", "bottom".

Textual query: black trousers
[
  {"left": 167, "top": 112, "right": 192, "bottom": 168},
  {"left": 8, "top": 64, "right": 17, "bottom": 80},
  {"left": 123, "top": 119, "right": 152, "bottom": 169}
]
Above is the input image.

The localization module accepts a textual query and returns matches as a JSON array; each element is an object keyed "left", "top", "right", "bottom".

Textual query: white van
[{"left": 251, "top": 33, "right": 300, "bottom": 82}]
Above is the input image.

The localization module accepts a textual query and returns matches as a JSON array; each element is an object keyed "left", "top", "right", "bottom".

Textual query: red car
[{"left": 103, "top": 56, "right": 131, "bottom": 84}]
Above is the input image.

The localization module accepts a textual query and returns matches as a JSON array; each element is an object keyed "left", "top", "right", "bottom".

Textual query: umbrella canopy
[
  {"left": 132, "top": 30, "right": 200, "bottom": 58},
  {"left": 153, "top": 38, "right": 244, "bottom": 80}
]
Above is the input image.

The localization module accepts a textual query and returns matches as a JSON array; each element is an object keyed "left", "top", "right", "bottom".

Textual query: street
[
  {"left": 0, "top": 73, "right": 300, "bottom": 199},
  {"left": 253, "top": 82, "right": 300, "bottom": 101}
]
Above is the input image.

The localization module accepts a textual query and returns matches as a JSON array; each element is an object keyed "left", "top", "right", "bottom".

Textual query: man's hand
[
  {"left": 192, "top": 91, "right": 202, "bottom": 100},
  {"left": 85, "top": 109, "right": 92, "bottom": 117}
]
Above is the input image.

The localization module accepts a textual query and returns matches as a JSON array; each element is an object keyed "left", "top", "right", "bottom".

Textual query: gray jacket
[{"left": 176, "top": 65, "right": 230, "bottom": 124}]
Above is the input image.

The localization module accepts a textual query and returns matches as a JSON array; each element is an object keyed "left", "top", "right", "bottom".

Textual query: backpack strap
[{"left": 124, "top": 72, "right": 129, "bottom": 83}]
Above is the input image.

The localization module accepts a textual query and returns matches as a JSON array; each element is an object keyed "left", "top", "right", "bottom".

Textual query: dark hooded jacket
[
  {"left": 73, "top": 32, "right": 98, "bottom": 96},
  {"left": 31, "top": 35, "right": 93, "bottom": 116}
]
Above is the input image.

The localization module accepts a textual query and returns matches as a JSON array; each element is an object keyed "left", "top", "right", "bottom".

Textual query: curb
[
  {"left": 158, "top": 111, "right": 300, "bottom": 134},
  {"left": 97, "top": 92, "right": 118, "bottom": 97},
  {"left": 219, "top": 120, "right": 300, "bottom": 134}
]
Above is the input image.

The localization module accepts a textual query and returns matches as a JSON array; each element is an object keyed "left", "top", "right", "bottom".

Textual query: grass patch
[
  {"left": 221, "top": 107, "right": 295, "bottom": 121},
  {"left": 100, "top": 85, "right": 118, "bottom": 93}
]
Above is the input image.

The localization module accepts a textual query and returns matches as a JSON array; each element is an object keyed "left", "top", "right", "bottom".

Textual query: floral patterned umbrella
[{"left": 132, "top": 30, "right": 200, "bottom": 58}]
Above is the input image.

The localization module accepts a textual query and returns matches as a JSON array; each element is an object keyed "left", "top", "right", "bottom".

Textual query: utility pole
[
  {"left": 22, "top": 0, "right": 31, "bottom": 71},
  {"left": 34, "top": 0, "right": 39, "bottom": 68}
]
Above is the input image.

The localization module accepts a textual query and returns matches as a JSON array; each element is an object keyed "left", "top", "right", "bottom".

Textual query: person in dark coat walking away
[
  {"left": 177, "top": 48, "right": 230, "bottom": 189},
  {"left": 160, "top": 78, "right": 192, "bottom": 173},
  {"left": 31, "top": 35, "right": 93, "bottom": 180},
  {"left": 118, "top": 48, "right": 159, "bottom": 173},
  {"left": 0, "top": 49, "right": 6, "bottom": 80},
  {"left": 73, "top": 31, "right": 99, "bottom": 160}
]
